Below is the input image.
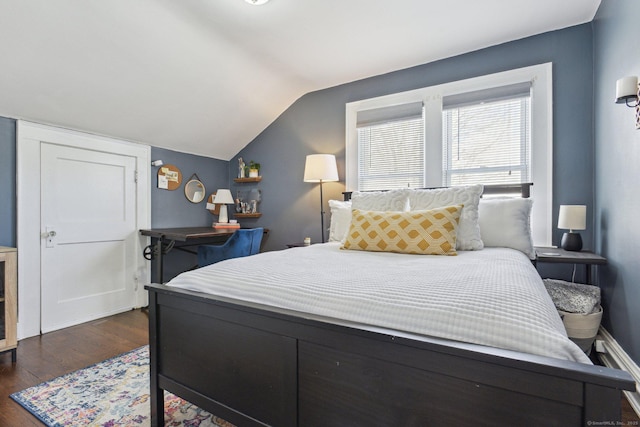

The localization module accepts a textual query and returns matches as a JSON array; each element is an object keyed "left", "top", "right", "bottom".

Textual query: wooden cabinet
[{"left": 0, "top": 246, "right": 17, "bottom": 362}]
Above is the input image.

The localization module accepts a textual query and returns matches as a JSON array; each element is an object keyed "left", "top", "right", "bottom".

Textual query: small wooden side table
[
  {"left": 534, "top": 247, "right": 607, "bottom": 285},
  {"left": 286, "top": 243, "right": 313, "bottom": 248}
]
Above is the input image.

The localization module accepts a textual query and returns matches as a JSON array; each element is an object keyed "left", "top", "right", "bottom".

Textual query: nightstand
[
  {"left": 534, "top": 247, "right": 607, "bottom": 285},
  {"left": 286, "top": 242, "right": 312, "bottom": 248}
]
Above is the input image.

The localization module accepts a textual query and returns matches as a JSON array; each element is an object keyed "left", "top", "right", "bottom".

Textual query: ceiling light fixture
[{"left": 245, "top": 0, "right": 269, "bottom": 5}]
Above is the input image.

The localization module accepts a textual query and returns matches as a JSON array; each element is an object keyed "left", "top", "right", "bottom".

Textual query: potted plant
[{"left": 249, "top": 160, "right": 260, "bottom": 178}]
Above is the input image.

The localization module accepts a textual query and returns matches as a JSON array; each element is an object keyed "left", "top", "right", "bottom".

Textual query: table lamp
[
  {"left": 209, "top": 189, "right": 235, "bottom": 224},
  {"left": 558, "top": 205, "right": 586, "bottom": 251},
  {"left": 304, "top": 154, "right": 339, "bottom": 243}
]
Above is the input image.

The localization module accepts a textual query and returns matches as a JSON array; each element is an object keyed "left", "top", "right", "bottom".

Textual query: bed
[{"left": 146, "top": 184, "right": 635, "bottom": 426}]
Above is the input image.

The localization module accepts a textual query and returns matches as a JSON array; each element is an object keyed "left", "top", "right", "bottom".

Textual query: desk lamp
[
  {"left": 558, "top": 205, "right": 586, "bottom": 251},
  {"left": 208, "top": 189, "right": 235, "bottom": 224}
]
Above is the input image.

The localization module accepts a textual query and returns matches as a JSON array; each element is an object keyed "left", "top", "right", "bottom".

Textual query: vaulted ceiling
[{"left": 0, "top": 0, "right": 600, "bottom": 160}]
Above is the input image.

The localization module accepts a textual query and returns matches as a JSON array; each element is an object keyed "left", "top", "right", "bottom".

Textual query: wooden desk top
[{"left": 140, "top": 227, "right": 267, "bottom": 242}]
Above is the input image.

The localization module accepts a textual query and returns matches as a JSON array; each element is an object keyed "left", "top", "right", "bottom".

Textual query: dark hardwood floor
[
  {"left": 0, "top": 308, "right": 638, "bottom": 426},
  {"left": 0, "top": 309, "right": 148, "bottom": 426}
]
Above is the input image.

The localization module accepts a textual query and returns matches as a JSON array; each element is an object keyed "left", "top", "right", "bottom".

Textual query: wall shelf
[
  {"left": 234, "top": 213, "right": 262, "bottom": 218},
  {"left": 234, "top": 177, "right": 262, "bottom": 183}
]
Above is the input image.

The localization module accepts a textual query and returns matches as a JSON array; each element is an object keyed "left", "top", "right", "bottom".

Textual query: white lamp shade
[
  {"left": 212, "top": 189, "right": 234, "bottom": 204},
  {"left": 558, "top": 205, "right": 586, "bottom": 231},
  {"left": 303, "top": 154, "right": 339, "bottom": 183},
  {"left": 616, "top": 76, "right": 638, "bottom": 102}
]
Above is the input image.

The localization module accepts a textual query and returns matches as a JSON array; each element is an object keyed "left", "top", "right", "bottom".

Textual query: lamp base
[
  {"left": 218, "top": 205, "right": 229, "bottom": 223},
  {"left": 561, "top": 232, "right": 582, "bottom": 252}
]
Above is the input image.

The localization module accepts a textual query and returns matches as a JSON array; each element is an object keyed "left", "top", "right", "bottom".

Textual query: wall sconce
[{"left": 615, "top": 76, "right": 640, "bottom": 129}]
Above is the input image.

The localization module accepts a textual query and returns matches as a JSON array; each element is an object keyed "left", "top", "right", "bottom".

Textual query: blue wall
[
  {"left": 236, "top": 24, "right": 596, "bottom": 266},
  {"left": 0, "top": 117, "right": 16, "bottom": 248},
  {"left": 593, "top": 0, "right": 640, "bottom": 363},
  {"left": 149, "top": 147, "right": 229, "bottom": 281}
]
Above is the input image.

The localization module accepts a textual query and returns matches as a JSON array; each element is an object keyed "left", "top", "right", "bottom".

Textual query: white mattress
[{"left": 167, "top": 243, "right": 590, "bottom": 363}]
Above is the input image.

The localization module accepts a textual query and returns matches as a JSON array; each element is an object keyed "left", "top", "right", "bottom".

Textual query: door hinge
[
  {"left": 134, "top": 170, "right": 138, "bottom": 183},
  {"left": 133, "top": 272, "right": 139, "bottom": 291}
]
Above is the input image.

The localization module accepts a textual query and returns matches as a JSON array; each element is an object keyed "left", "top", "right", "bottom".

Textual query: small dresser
[{"left": 0, "top": 246, "right": 17, "bottom": 362}]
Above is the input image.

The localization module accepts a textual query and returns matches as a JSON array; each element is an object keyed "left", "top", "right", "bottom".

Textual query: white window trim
[{"left": 346, "top": 63, "right": 553, "bottom": 246}]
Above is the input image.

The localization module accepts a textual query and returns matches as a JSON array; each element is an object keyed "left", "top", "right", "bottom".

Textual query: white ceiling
[{"left": 0, "top": 0, "right": 601, "bottom": 160}]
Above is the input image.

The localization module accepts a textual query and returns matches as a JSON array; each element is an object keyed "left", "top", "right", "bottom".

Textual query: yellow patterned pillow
[{"left": 341, "top": 205, "right": 463, "bottom": 255}]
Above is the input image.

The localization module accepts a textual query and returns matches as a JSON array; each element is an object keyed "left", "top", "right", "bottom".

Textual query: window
[
  {"left": 345, "top": 64, "right": 552, "bottom": 245},
  {"left": 356, "top": 102, "right": 424, "bottom": 191},
  {"left": 442, "top": 82, "right": 531, "bottom": 187}
]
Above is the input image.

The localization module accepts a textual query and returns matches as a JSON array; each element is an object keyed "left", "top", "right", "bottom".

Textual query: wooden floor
[
  {"left": 0, "top": 309, "right": 148, "bottom": 426},
  {"left": 0, "top": 308, "right": 638, "bottom": 426}
]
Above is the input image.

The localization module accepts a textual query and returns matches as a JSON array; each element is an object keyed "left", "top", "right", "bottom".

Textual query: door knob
[{"left": 43, "top": 227, "right": 56, "bottom": 248}]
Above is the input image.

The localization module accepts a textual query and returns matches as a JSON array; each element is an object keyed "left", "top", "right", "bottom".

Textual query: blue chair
[{"left": 197, "top": 228, "right": 264, "bottom": 267}]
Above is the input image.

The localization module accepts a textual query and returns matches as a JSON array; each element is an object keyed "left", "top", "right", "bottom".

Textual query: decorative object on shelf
[
  {"left": 248, "top": 160, "right": 261, "bottom": 178},
  {"left": 234, "top": 188, "right": 262, "bottom": 216},
  {"left": 248, "top": 188, "right": 261, "bottom": 213},
  {"left": 615, "top": 76, "right": 640, "bottom": 129},
  {"left": 209, "top": 189, "right": 235, "bottom": 224},
  {"left": 157, "top": 164, "right": 182, "bottom": 190},
  {"left": 184, "top": 174, "right": 206, "bottom": 203},
  {"left": 238, "top": 157, "right": 246, "bottom": 179},
  {"left": 558, "top": 205, "right": 586, "bottom": 252},
  {"left": 304, "top": 154, "right": 339, "bottom": 243}
]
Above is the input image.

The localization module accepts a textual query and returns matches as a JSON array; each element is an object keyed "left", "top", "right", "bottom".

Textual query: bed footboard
[{"left": 146, "top": 284, "right": 635, "bottom": 427}]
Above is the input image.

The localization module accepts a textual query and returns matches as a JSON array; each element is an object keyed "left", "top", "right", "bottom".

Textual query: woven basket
[{"left": 558, "top": 305, "right": 602, "bottom": 353}]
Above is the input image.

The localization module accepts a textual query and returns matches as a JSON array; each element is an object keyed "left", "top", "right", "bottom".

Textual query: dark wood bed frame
[{"left": 146, "top": 183, "right": 635, "bottom": 426}]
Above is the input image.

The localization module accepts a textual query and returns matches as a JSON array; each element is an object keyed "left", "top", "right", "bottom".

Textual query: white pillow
[
  {"left": 350, "top": 189, "right": 409, "bottom": 212},
  {"left": 478, "top": 197, "right": 535, "bottom": 259},
  {"left": 328, "top": 200, "right": 352, "bottom": 242},
  {"left": 407, "top": 185, "right": 484, "bottom": 251}
]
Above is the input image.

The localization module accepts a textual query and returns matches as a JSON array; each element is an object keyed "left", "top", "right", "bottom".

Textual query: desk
[
  {"left": 534, "top": 247, "right": 607, "bottom": 285},
  {"left": 140, "top": 227, "right": 267, "bottom": 283}
]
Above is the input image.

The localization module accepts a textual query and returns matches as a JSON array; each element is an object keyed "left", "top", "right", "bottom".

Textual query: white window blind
[
  {"left": 442, "top": 82, "right": 531, "bottom": 187},
  {"left": 356, "top": 102, "right": 424, "bottom": 191}
]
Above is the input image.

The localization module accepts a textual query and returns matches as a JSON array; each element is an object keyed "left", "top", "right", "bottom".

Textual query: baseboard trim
[{"left": 596, "top": 327, "right": 640, "bottom": 418}]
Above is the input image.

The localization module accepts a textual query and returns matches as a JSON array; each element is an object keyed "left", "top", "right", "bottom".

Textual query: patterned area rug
[{"left": 10, "top": 346, "right": 234, "bottom": 427}]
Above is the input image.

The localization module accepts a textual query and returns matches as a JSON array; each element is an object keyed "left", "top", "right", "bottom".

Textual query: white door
[{"left": 40, "top": 143, "right": 138, "bottom": 333}]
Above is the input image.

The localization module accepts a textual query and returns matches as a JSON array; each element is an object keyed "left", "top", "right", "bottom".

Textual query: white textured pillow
[
  {"left": 407, "top": 185, "right": 484, "bottom": 251},
  {"left": 478, "top": 198, "right": 535, "bottom": 259},
  {"left": 350, "top": 189, "right": 409, "bottom": 212},
  {"left": 328, "top": 200, "right": 352, "bottom": 242}
]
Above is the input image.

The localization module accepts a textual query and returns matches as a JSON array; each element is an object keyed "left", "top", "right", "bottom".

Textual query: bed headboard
[{"left": 342, "top": 183, "right": 533, "bottom": 201}]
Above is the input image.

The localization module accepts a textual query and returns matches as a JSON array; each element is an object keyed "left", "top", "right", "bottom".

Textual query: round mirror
[{"left": 184, "top": 179, "right": 206, "bottom": 203}]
